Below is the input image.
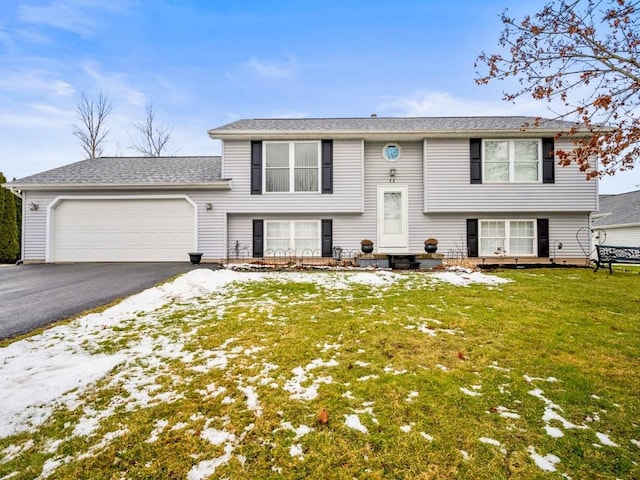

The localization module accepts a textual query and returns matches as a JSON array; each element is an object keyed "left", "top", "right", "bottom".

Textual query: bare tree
[
  {"left": 130, "top": 104, "right": 174, "bottom": 157},
  {"left": 475, "top": 0, "right": 640, "bottom": 178},
  {"left": 73, "top": 91, "right": 112, "bottom": 158}
]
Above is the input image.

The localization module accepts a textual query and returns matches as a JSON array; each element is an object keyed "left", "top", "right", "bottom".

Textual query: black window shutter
[
  {"left": 252, "top": 219, "right": 264, "bottom": 258},
  {"left": 321, "top": 140, "right": 333, "bottom": 194},
  {"left": 542, "top": 138, "right": 555, "bottom": 184},
  {"left": 470, "top": 138, "right": 482, "bottom": 184},
  {"left": 251, "top": 141, "right": 262, "bottom": 195},
  {"left": 467, "top": 219, "right": 479, "bottom": 257},
  {"left": 537, "top": 218, "right": 549, "bottom": 257},
  {"left": 321, "top": 219, "right": 333, "bottom": 257}
]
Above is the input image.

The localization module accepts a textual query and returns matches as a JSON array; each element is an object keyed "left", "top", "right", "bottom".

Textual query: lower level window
[
  {"left": 480, "top": 220, "right": 535, "bottom": 256},
  {"left": 265, "top": 221, "right": 320, "bottom": 255}
]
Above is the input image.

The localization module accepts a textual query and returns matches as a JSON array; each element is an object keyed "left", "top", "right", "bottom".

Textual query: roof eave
[
  {"left": 4, "top": 181, "right": 232, "bottom": 192},
  {"left": 592, "top": 221, "right": 640, "bottom": 229},
  {"left": 208, "top": 128, "right": 595, "bottom": 141}
]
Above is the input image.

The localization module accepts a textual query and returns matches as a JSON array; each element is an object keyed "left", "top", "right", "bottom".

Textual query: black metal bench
[{"left": 593, "top": 245, "right": 640, "bottom": 273}]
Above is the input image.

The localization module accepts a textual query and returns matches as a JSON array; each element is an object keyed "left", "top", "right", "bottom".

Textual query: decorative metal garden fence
[{"left": 224, "top": 242, "right": 362, "bottom": 268}]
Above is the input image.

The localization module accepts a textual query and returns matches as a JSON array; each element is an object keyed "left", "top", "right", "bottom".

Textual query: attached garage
[{"left": 50, "top": 197, "right": 197, "bottom": 262}]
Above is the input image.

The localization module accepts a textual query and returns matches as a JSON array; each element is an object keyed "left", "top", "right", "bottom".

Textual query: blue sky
[{"left": 1, "top": 0, "right": 638, "bottom": 193}]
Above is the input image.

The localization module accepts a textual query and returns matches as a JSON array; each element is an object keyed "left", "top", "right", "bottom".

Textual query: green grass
[{"left": 1, "top": 267, "right": 639, "bottom": 479}]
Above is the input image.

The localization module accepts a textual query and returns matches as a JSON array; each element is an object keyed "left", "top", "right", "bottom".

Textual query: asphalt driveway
[{"left": 0, "top": 263, "right": 218, "bottom": 340}]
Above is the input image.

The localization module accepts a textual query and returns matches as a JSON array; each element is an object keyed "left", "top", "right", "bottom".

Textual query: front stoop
[{"left": 357, "top": 253, "right": 444, "bottom": 270}]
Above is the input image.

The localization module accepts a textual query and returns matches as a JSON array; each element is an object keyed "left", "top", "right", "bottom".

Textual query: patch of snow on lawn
[
  {"left": 289, "top": 443, "right": 304, "bottom": 459},
  {"left": 238, "top": 385, "right": 262, "bottom": 417},
  {"left": 0, "top": 269, "right": 263, "bottom": 440},
  {"left": 145, "top": 419, "right": 168, "bottom": 443},
  {"left": 431, "top": 268, "right": 511, "bottom": 287},
  {"left": 595, "top": 432, "right": 619, "bottom": 447},
  {"left": 545, "top": 426, "right": 564, "bottom": 438},
  {"left": 1, "top": 440, "right": 33, "bottom": 465},
  {"left": 277, "top": 422, "right": 314, "bottom": 440},
  {"left": 283, "top": 359, "right": 337, "bottom": 401},
  {"left": 460, "top": 387, "right": 483, "bottom": 397},
  {"left": 344, "top": 414, "right": 368, "bottom": 434},
  {"left": 495, "top": 406, "right": 521, "bottom": 419},
  {"left": 187, "top": 445, "right": 235, "bottom": 480},
  {"left": 406, "top": 391, "right": 419, "bottom": 402},
  {"left": 527, "top": 446, "right": 561, "bottom": 472},
  {"left": 201, "top": 429, "right": 235, "bottom": 446},
  {"left": 479, "top": 437, "right": 507, "bottom": 454}
]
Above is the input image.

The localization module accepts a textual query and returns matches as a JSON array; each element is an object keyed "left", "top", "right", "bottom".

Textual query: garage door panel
[{"left": 52, "top": 199, "right": 196, "bottom": 262}]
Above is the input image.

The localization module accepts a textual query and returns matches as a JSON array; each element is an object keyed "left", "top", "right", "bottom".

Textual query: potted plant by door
[
  {"left": 360, "top": 239, "right": 374, "bottom": 254},
  {"left": 424, "top": 238, "right": 438, "bottom": 253}
]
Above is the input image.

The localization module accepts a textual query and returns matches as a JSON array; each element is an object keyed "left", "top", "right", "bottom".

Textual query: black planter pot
[
  {"left": 424, "top": 245, "right": 438, "bottom": 253},
  {"left": 361, "top": 244, "right": 374, "bottom": 254},
  {"left": 188, "top": 252, "right": 203, "bottom": 264}
]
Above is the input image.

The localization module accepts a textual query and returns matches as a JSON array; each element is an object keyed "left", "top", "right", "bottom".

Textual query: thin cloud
[
  {"left": 240, "top": 57, "right": 297, "bottom": 79},
  {"left": 0, "top": 103, "right": 74, "bottom": 128},
  {"left": 377, "top": 90, "right": 554, "bottom": 117},
  {"left": 17, "top": 0, "right": 132, "bottom": 35},
  {"left": 82, "top": 62, "right": 147, "bottom": 107},
  {"left": 0, "top": 24, "right": 12, "bottom": 49},
  {"left": 378, "top": 90, "right": 509, "bottom": 117},
  {"left": 0, "top": 69, "right": 76, "bottom": 97}
]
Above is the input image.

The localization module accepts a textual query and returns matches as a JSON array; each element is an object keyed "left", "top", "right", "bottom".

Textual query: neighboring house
[
  {"left": 4, "top": 116, "right": 597, "bottom": 264},
  {"left": 592, "top": 189, "right": 640, "bottom": 248}
]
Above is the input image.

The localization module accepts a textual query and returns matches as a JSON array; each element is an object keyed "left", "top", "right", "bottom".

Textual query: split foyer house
[{"left": 4, "top": 116, "right": 598, "bottom": 265}]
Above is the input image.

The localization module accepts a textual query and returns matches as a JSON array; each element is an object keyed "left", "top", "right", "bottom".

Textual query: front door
[{"left": 377, "top": 185, "right": 409, "bottom": 253}]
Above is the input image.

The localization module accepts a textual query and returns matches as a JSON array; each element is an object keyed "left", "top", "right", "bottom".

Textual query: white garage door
[{"left": 52, "top": 198, "right": 196, "bottom": 262}]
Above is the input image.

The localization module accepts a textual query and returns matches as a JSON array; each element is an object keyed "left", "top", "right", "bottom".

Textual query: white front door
[{"left": 377, "top": 185, "right": 409, "bottom": 253}]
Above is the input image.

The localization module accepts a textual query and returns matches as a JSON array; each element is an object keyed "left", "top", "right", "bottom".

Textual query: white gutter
[
  {"left": 3, "top": 181, "right": 232, "bottom": 192},
  {"left": 207, "top": 129, "right": 596, "bottom": 141}
]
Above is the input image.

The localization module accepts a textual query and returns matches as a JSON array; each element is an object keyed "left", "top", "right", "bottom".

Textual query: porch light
[{"left": 28, "top": 202, "right": 39, "bottom": 211}]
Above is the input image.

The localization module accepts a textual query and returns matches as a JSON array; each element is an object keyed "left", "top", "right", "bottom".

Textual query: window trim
[
  {"left": 263, "top": 141, "right": 322, "bottom": 194},
  {"left": 479, "top": 219, "right": 538, "bottom": 257},
  {"left": 264, "top": 220, "right": 322, "bottom": 255},
  {"left": 482, "top": 139, "right": 543, "bottom": 184}
]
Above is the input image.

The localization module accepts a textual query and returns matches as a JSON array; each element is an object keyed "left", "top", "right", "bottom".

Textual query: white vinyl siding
[
  {"left": 264, "top": 141, "right": 320, "bottom": 193},
  {"left": 480, "top": 219, "right": 536, "bottom": 256},
  {"left": 265, "top": 220, "right": 320, "bottom": 255},
  {"left": 222, "top": 139, "right": 363, "bottom": 214},
  {"left": 424, "top": 138, "right": 598, "bottom": 213},
  {"left": 483, "top": 139, "right": 541, "bottom": 183}
]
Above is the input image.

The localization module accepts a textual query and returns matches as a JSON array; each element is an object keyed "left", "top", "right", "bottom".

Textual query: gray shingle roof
[
  {"left": 7, "top": 156, "right": 223, "bottom": 187},
  {"left": 208, "top": 116, "right": 579, "bottom": 136},
  {"left": 593, "top": 190, "right": 640, "bottom": 226}
]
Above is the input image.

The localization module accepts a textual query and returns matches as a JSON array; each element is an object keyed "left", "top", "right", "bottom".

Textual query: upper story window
[
  {"left": 482, "top": 139, "right": 542, "bottom": 183},
  {"left": 264, "top": 141, "right": 320, "bottom": 193}
]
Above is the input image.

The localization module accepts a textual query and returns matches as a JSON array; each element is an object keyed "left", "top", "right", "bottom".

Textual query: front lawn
[{"left": 1, "top": 267, "right": 639, "bottom": 479}]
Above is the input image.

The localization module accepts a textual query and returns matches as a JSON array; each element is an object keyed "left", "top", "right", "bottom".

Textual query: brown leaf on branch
[{"left": 475, "top": 0, "right": 640, "bottom": 178}]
